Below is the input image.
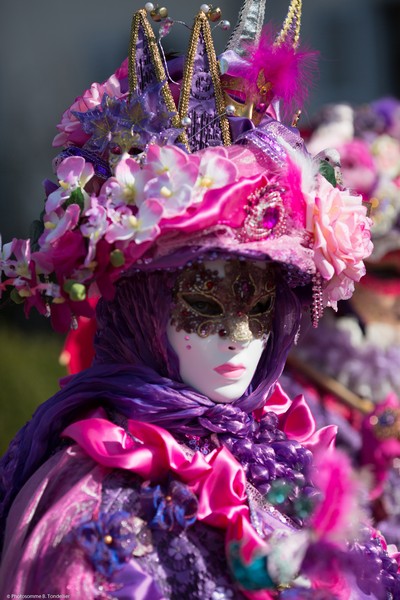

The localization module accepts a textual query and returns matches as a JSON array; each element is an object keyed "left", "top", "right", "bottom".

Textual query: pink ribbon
[
  {"left": 62, "top": 410, "right": 273, "bottom": 597},
  {"left": 256, "top": 385, "right": 337, "bottom": 454}
]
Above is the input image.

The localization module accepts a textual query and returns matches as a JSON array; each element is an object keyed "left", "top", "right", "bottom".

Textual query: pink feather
[
  {"left": 232, "top": 27, "right": 318, "bottom": 117},
  {"left": 310, "top": 449, "right": 363, "bottom": 545},
  {"left": 283, "top": 158, "right": 308, "bottom": 228}
]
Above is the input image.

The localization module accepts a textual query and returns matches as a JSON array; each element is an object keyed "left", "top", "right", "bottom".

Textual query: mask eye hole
[
  {"left": 249, "top": 296, "right": 274, "bottom": 316},
  {"left": 181, "top": 294, "right": 224, "bottom": 317}
]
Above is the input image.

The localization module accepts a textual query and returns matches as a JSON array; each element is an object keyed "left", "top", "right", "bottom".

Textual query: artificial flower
[
  {"left": 2, "top": 238, "right": 31, "bottom": 280},
  {"left": 80, "top": 198, "right": 109, "bottom": 265},
  {"left": 308, "top": 175, "right": 373, "bottom": 308},
  {"left": 46, "top": 156, "right": 94, "bottom": 214},
  {"left": 105, "top": 200, "right": 163, "bottom": 245},
  {"left": 196, "top": 147, "right": 239, "bottom": 190},
  {"left": 53, "top": 75, "right": 124, "bottom": 148},
  {"left": 100, "top": 154, "right": 152, "bottom": 207},
  {"left": 144, "top": 144, "right": 200, "bottom": 216},
  {"left": 73, "top": 511, "right": 152, "bottom": 577},
  {"left": 40, "top": 204, "right": 81, "bottom": 248}
]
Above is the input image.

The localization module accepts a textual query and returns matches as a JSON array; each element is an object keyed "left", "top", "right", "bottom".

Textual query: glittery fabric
[
  {"left": 275, "top": 0, "right": 302, "bottom": 49},
  {"left": 225, "top": 0, "right": 266, "bottom": 57},
  {"left": 1, "top": 417, "right": 396, "bottom": 599},
  {"left": 128, "top": 9, "right": 187, "bottom": 149},
  {"left": 239, "top": 117, "right": 308, "bottom": 171}
]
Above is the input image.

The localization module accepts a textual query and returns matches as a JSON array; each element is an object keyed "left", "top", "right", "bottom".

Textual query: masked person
[{"left": 1, "top": 2, "right": 398, "bottom": 598}]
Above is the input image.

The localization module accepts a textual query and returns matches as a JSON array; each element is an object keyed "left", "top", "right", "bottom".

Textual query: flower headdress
[{"left": 0, "top": 0, "right": 372, "bottom": 332}]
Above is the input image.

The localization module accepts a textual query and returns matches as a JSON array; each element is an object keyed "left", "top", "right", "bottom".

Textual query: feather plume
[
  {"left": 232, "top": 27, "right": 318, "bottom": 118},
  {"left": 277, "top": 149, "right": 318, "bottom": 229},
  {"left": 309, "top": 449, "right": 365, "bottom": 545}
]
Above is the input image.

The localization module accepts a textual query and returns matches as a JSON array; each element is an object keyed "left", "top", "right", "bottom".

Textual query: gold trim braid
[
  {"left": 179, "top": 12, "right": 231, "bottom": 148},
  {"left": 275, "top": 0, "right": 302, "bottom": 49},
  {"left": 128, "top": 9, "right": 189, "bottom": 150}
]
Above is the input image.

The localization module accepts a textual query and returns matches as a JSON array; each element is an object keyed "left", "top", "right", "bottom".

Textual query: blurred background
[{"left": 0, "top": 0, "right": 399, "bottom": 453}]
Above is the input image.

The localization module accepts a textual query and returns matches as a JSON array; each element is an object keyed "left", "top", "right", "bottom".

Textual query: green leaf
[{"left": 65, "top": 188, "right": 85, "bottom": 210}]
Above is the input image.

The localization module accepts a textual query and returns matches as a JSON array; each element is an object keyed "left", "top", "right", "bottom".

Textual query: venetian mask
[
  {"left": 221, "top": 70, "right": 273, "bottom": 126},
  {"left": 167, "top": 259, "right": 276, "bottom": 403}
]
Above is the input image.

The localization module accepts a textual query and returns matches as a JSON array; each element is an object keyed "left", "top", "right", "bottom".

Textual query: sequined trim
[{"left": 275, "top": 0, "right": 302, "bottom": 49}]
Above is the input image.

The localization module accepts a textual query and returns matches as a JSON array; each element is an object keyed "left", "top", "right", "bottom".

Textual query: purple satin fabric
[
  {"left": 0, "top": 446, "right": 102, "bottom": 594},
  {"left": 111, "top": 562, "right": 165, "bottom": 600}
]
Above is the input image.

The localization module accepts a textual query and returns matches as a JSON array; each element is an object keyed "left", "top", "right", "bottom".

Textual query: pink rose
[
  {"left": 308, "top": 175, "right": 373, "bottom": 308},
  {"left": 53, "top": 75, "right": 124, "bottom": 148}
]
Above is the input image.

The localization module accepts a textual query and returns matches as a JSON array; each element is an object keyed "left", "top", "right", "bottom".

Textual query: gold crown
[{"left": 128, "top": 0, "right": 302, "bottom": 151}]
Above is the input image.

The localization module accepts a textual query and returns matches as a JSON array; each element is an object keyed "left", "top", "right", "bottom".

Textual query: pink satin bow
[
  {"left": 63, "top": 410, "right": 274, "bottom": 598},
  {"left": 259, "top": 384, "right": 337, "bottom": 454}
]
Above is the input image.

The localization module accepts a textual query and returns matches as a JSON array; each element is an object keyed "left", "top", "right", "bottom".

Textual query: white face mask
[{"left": 166, "top": 260, "right": 275, "bottom": 403}]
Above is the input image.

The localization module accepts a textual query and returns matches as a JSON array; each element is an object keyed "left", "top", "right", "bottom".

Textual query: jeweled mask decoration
[{"left": 170, "top": 260, "right": 276, "bottom": 342}]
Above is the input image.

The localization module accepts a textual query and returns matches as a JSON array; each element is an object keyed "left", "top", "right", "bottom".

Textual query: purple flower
[
  {"left": 140, "top": 479, "right": 198, "bottom": 532},
  {"left": 80, "top": 197, "right": 108, "bottom": 265},
  {"left": 73, "top": 511, "right": 151, "bottom": 577},
  {"left": 39, "top": 204, "right": 81, "bottom": 248},
  {"left": 46, "top": 156, "right": 94, "bottom": 214},
  {"left": 99, "top": 154, "right": 152, "bottom": 208},
  {"left": 105, "top": 200, "right": 163, "bottom": 245}
]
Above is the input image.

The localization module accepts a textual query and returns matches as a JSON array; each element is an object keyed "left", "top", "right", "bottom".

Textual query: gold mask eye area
[
  {"left": 181, "top": 293, "right": 224, "bottom": 317},
  {"left": 225, "top": 89, "right": 247, "bottom": 105},
  {"left": 249, "top": 295, "right": 275, "bottom": 316}
]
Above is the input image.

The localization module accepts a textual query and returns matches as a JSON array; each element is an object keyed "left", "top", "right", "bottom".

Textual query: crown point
[
  {"left": 200, "top": 4, "right": 210, "bottom": 13},
  {"left": 144, "top": 2, "right": 155, "bottom": 11},
  {"left": 219, "top": 20, "right": 231, "bottom": 31}
]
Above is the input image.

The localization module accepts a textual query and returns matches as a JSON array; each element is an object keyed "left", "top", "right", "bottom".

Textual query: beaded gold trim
[
  {"left": 179, "top": 11, "right": 232, "bottom": 149},
  {"left": 275, "top": 0, "right": 302, "bottom": 49},
  {"left": 128, "top": 9, "right": 189, "bottom": 150}
]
